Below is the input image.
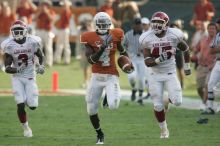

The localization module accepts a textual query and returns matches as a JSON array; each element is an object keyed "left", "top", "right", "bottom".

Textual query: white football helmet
[
  {"left": 94, "top": 12, "right": 112, "bottom": 35},
  {"left": 151, "top": 11, "right": 169, "bottom": 34},
  {"left": 10, "top": 20, "right": 28, "bottom": 41}
]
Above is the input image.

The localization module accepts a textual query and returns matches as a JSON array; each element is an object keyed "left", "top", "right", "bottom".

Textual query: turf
[{"left": 0, "top": 96, "right": 220, "bottom": 146}]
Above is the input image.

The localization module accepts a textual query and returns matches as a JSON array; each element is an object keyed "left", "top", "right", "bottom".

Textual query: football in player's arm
[
  {"left": 1, "top": 20, "right": 45, "bottom": 138},
  {"left": 80, "top": 12, "right": 132, "bottom": 145},
  {"left": 85, "top": 33, "right": 129, "bottom": 65}
]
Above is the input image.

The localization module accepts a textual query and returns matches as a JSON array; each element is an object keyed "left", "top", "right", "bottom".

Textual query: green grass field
[
  {"left": 1, "top": 58, "right": 213, "bottom": 146},
  {"left": 0, "top": 96, "right": 220, "bottom": 146},
  {"left": 0, "top": 58, "right": 198, "bottom": 98}
]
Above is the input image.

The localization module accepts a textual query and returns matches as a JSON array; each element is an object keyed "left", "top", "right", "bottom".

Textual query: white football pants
[
  {"left": 148, "top": 72, "right": 182, "bottom": 111},
  {"left": 86, "top": 73, "right": 121, "bottom": 115},
  {"left": 11, "top": 76, "right": 39, "bottom": 107}
]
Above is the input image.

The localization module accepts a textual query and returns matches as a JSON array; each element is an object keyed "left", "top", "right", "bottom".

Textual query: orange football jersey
[{"left": 80, "top": 28, "right": 124, "bottom": 76}]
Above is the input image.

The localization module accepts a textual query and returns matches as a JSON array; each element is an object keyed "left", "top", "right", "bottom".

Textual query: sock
[
  {"left": 89, "top": 114, "right": 103, "bottom": 136},
  {"left": 139, "top": 90, "right": 143, "bottom": 98},
  {"left": 154, "top": 110, "right": 165, "bottom": 123},
  {"left": 159, "top": 120, "right": 167, "bottom": 129},
  {"left": 22, "top": 121, "right": 29, "bottom": 130},
  {"left": 17, "top": 103, "right": 27, "bottom": 123},
  {"left": 132, "top": 89, "right": 137, "bottom": 95},
  {"left": 207, "top": 100, "right": 214, "bottom": 109},
  {"left": 207, "top": 92, "right": 214, "bottom": 109}
]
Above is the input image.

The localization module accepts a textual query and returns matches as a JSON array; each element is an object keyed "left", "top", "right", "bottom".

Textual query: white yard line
[{"left": 0, "top": 88, "right": 219, "bottom": 110}]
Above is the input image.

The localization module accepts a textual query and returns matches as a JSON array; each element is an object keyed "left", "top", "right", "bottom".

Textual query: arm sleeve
[{"left": 1, "top": 40, "right": 11, "bottom": 54}]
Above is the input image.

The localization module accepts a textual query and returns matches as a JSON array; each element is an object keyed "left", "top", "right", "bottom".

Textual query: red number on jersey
[
  {"left": 151, "top": 46, "right": 173, "bottom": 59},
  {"left": 18, "top": 54, "right": 28, "bottom": 66},
  {"left": 151, "top": 47, "right": 160, "bottom": 58}
]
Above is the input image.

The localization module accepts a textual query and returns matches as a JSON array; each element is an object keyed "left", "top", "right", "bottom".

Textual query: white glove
[
  {"left": 155, "top": 51, "right": 168, "bottom": 64},
  {"left": 159, "top": 52, "right": 168, "bottom": 62},
  {"left": 17, "top": 63, "right": 26, "bottom": 73},
  {"left": 36, "top": 65, "right": 45, "bottom": 74}
]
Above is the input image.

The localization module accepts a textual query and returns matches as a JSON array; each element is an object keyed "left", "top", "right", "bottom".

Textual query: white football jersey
[
  {"left": 1, "top": 35, "right": 42, "bottom": 78},
  {"left": 139, "top": 27, "right": 184, "bottom": 73}
]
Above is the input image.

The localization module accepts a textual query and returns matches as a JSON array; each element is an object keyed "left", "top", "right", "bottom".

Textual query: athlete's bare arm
[
  {"left": 117, "top": 42, "right": 128, "bottom": 56},
  {"left": 143, "top": 48, "right": 157, "bottom": 67},
  {"left": 85, "top": 44, "right": 105, "bottom": 64},
  {"left": 4, "top": 53, "right": 17, "bottom": 74},
  {"left": 35, "top": 48, "right": 45, "bottom": 65},
  {"left": 177, "top": 40, "right": 190, "bottom": 63},
  {"left": 177, "top": 40, "right": 191, "bottom": 75}
]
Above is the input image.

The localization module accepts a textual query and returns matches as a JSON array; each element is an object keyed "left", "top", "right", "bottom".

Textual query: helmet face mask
[
  {"left": 151, "top": 12, "right": 169, "bottom": 35},
  {"left": 11, "top": 27, "right": 27, "bottom": 41},
  {"left": 94, "top": 12, "right": 111, "bottom": 35},
  {"left": 11, "top": 20, "right": 28, "bottom": 41}
]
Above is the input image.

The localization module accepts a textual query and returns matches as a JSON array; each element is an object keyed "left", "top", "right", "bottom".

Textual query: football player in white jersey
[
  {"left": 1, "top": 20, "right": 45, "bottom": 138},
  {"left": 139, "top": 12, "right": 191, "bottom": 138}
]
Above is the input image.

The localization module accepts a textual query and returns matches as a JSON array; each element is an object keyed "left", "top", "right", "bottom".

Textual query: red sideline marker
[{"left": 52, "top": 72, "right": 59, "bottom": 92}]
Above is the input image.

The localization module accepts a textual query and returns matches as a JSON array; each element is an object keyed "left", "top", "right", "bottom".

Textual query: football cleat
[
  {"left": 196, "top": 118, "right": 209, "bottom": 124},
  {"left": 201, "top": 108, "right": 215, "bottom": 115},
  {"left": 101, "top": 95, "right": 108, "bottom": 109},
  {"left": 160, "top": 128, "right": 169, "bottom": 139},
  {"left": 96, "top": 134, "right": 104, "bottom": 144},
  {"left": 137, "top": 99, "right": 144, "bottom": 106},
  {"left": 23, "top": 127, "right": 33, "bottom": 138}
]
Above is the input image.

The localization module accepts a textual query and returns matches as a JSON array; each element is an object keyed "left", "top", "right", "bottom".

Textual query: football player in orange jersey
[{"left": 80, "top": 12, "right": 130, "bottom": 144}]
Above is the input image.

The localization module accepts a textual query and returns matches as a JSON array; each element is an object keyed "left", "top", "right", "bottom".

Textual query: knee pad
[
  {"left": 17, "top": 103, "right": 25, "bottom": 114},
  {"left": 173, "top": 101, "right": 181, "bottom": 106},
  {"left": 29, "top": 107, "right": 37, "bottom": 110},
  {"left": 154, "top": 104, "right": 164, "bottom": 112},
  {"left": 108, "top": 104, "right": 119, "bottom": 110},
  {"left": 171, "top": 98, "right": 182, "bottom": 106},
  {"left": 108, "top": 98, "right": 120, "bottom": 110}
]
